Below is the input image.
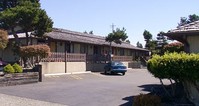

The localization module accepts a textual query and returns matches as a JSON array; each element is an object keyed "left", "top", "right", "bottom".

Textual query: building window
[
  {"left": 60, "top": 42, "right": 63, "bottom": 46},
  {"left": 65, "top": 43, "right": 71, "bottom": 53},
  {"left": 120, "top": 49, "right": 124, "bottom": 56},
  {"left": 80, "top": 44, "right": 87, "bottom": 54}
]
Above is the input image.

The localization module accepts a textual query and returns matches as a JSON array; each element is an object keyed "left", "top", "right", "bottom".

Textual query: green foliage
[
  {"left": 3, "top": 64, "right": 15, "bottom": 73},
  {"left": 147, "top": 53, "right": 199, "bottom": 81},
  {"left": 0, "top": 29, "right": 8, "bottom": 49},
  {"left": 0, "top": 0, "right": 53, "bottom": 45},
  {"left": 89, "top": 31, "right": 93, "bottom": 34},
  {"left": 143, "top": 30, "right": 152, "bottom": 40},
  {"left": 34, "top": 9, "right": 53, "bottom": 37},
  {"left": 143, "top": 30, "right": 153, "bottom": 49},
  {"left": 147, "top": 40, "right": 157, "bottom": 55},
  {"left": 20, "top": 44, "right": 50, "bottom": 59},
  {"left": 178, "top": 14, "right": 199, "bottom": 26},
  {"left": 12, "top": 63, "right": 23, "bottom": 73},
  {"left": 0, "top": 0, "right": 39, "bottom": 11},
  {"left": 126, "top": 39, "right": 131, "bottom": 44},
  {"left": 106, "top": 27, "right": 128, "bottom": 44},
  {"left": 156, "top": 31, "right": 168, "bottom": 55},
  {"left": 133, "top": 94, "right": 161, "bottom": 106},
  {"left": 136, "top": 41, "right": 143, "bottom": 48},
  {"left": 3, "top": 63, "right": 23, "bottom": 73},
  {"left": 164, "top": 42, "right": 184, "bottom": 53}
]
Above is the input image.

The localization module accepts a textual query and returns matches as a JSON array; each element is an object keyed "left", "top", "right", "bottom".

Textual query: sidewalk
[{"left": 0, "top": 93, "right": 66, "bottom": 106}]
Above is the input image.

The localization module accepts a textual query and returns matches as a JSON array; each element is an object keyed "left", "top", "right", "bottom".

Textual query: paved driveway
[{"left": 0, "top": 69, "right": 166, "bottom": 106}]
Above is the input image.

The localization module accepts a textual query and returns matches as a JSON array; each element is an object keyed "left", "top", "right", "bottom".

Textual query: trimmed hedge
[
  {"left": 12, "top": 63, "right": 23, "bottom": 73},
  {"left": 3, "top": 63, "right": 23, "bottom": 73},
  {"left": 3, "top": 64, "right": 15, "bottom": 73},
  {"left": 147, "top": 53, "right": 199, "bottom": 81},
  {"left": 133, "top": 94, "right": 161, "bottom": 106}
]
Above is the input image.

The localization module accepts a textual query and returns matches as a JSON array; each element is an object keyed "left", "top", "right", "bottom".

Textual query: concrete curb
[{"left": 44, "top": 71, "right": 91, "bottom": 76}]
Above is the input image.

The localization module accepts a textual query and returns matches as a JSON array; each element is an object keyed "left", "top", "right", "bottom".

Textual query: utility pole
[
  {"left": 110, "top": 23, "right": 116, "bottom": 32},
  {"left": 109, "top": 23, "right": 116, "bottom": 61}
]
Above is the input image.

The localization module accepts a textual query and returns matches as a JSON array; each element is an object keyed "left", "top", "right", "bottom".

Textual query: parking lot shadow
[
  {"left": 100, "top": 72, "right": 124, "bottom": 76},
  {"left": 138, "top": 84, "right": 162, "bottom": 93},
  {"left": 120, "top": 96, "right": 134, "bottom": 106},
  {"left": 120, "top": 84, "right": 163, "bottom": 106}
]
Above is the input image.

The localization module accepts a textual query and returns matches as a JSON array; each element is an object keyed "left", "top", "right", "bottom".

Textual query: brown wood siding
[{"left": 50, "top": 42, "right": 56, "bottom": 52}]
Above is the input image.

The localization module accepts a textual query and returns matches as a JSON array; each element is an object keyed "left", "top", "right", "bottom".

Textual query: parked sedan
[
  {"left": 0, "top": 60, "right": 7, "bottom": 75},
  {"left": 104, "top": 61, "right": 127, "bottom": 75},
  {"left": 0, "top": 60, "right": 7, "bottom": 71}
]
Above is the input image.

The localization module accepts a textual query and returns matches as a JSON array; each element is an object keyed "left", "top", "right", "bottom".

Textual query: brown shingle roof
[
  {"left": 46, "top": 28, "right": 148, "bottom": 51},
  {"left": 167, "top": 21, "right": 199, "bottom": 34}
]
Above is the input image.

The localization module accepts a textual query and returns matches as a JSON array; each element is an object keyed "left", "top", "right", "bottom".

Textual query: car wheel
[{"left": 122, "top": 72, "right": 125, "bottom": 75}]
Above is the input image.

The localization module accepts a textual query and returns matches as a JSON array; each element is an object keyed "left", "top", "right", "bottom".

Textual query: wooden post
[
  {"left": 37, "top": 65, "right": 42, "bottom": 82},
  {"left": 65, "top": 52, "right": 67, "bottom": 73}
]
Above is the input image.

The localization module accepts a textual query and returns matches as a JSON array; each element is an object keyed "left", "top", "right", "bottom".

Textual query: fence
[
  {"left": 20, "top": 52, "right": 133, "bottom": 65},
  {"left": 86, "top": 54, "right": 108, "bottom": 62},
  {"left": 41, "top": 53, "right": 133, "bottom": 63},
  {"left": 41, "top": 52, "right": 86, "bottom": 62},
  {"left": 86, "top": 54, "right": 133, "bottom": 63},
  {"left": 112, "top": 56, "right": 132, "bottom": 61}
]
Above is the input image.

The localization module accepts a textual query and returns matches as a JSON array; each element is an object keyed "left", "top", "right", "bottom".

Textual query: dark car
[
  {"left": 104, "top": 61, "right": 127, "bottom": 75},
  {"left": 0, "top": 60, "right": 7, "bottom": 72}
]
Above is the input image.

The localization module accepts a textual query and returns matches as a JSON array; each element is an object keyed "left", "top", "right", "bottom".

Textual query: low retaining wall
[
  {"left": 40, "top": 62, "right": 86, "bottom": 74},
  {"left": 128, "top": 61, "right": 141, "bottom": 68},
  {"left": 41, "top": 62, "right": 65, "bottom": 74},
  {"left": 0, "top": 72, "right": 39, "bottom": 87},
  {"left": 41, "top": 61, "right": 141, "bottom": 74},
  {"left": 67, "top": 62, "right": 86, "bottom": 73}
]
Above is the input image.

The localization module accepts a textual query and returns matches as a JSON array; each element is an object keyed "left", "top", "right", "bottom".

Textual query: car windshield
[{"left": 111, "top": 62, "right": 123, "bottom": 66}]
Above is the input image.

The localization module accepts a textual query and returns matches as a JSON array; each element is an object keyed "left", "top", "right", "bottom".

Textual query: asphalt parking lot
[{"left": 0, "top": 69, "right": 166, "bottom": 106}]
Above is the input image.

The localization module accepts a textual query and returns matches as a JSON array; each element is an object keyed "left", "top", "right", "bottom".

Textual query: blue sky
[{"left": 40, "top": 0, "right": 199, "bottom": 45}]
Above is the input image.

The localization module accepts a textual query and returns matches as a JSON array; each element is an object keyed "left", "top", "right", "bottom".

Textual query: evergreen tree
[
  {"left": 143, "top": 30, "right": 152, "bottom": 49},
  {"left": 136, "top": 41, "right": 143, "bottom": 48},
  {"left": 0, "top": 0, "right": 53, "bottom": 45},
  {"left": 156, "top": 31, "right": 168, "bottom": 55},
  {"left": 106, "top": 27, "right": 128, "bottom": 61},
  {"left": 178, "top": 14, "right": 199, "bottom": 26},
  {"left": 89, "top": 31, "right": 93, "bottom": 34},
  {"left": 126, "top": 39, "right": 130, "bottom": 44}
]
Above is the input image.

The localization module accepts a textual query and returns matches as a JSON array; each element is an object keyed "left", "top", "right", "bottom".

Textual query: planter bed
[{"left": 0, "top": 72, "right": 39, "bottom": 87}]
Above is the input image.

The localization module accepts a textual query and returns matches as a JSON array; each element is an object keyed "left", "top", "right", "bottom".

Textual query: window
[
  {"left": 120, "top": 49, "right": 124, "bottom": 56},
  {"left": 80, "top": 44, "right": 87, "bottom": 54}
]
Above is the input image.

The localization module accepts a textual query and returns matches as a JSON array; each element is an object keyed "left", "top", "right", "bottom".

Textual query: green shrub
[
  {"left": 133, "top": 94, "right": 161, "bottom": 106},
  {"left": 12, "top": 63, "right": 23, "bottom": 73},
  {"left": 147, "top": 53, "right": 199, "bottom": 81},
  {"left": 3, "top": 64, "right": 15, "bottom": 73}
]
